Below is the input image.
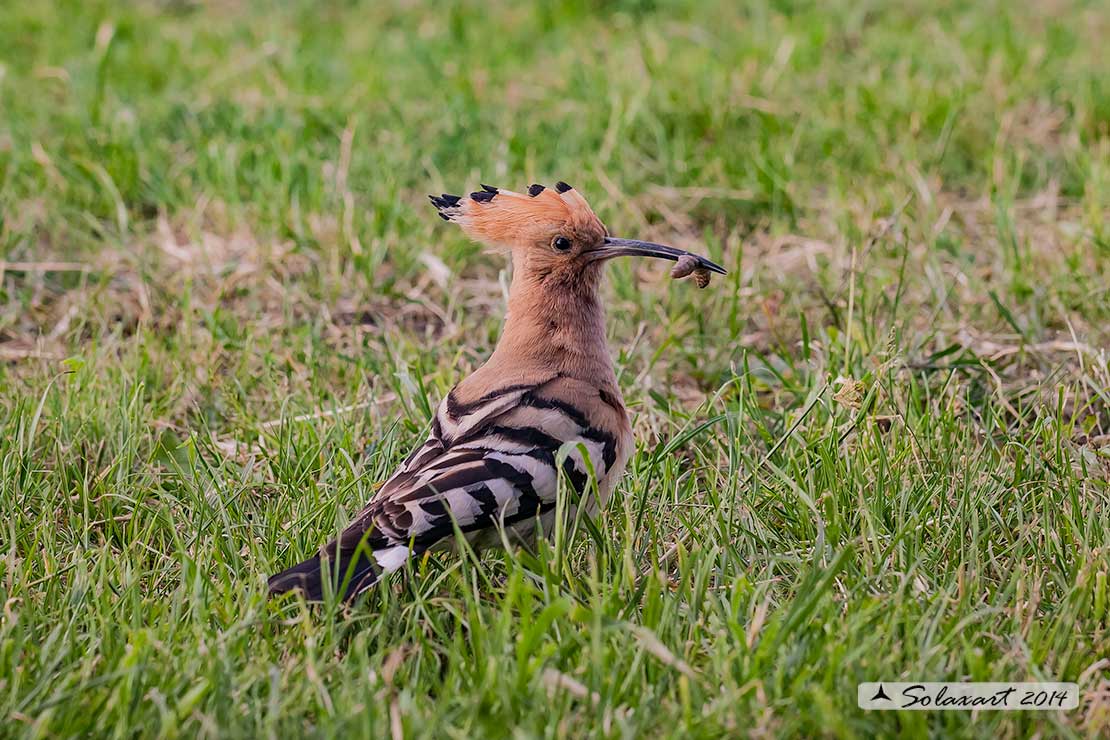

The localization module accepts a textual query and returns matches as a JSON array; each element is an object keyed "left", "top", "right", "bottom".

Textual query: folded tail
[{"left": 268, "top": 542, "right": 413, "bottom": 602}]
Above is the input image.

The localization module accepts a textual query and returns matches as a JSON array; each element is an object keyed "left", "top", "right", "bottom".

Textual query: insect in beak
[{"left": 590, "top": 237, "right": 727, "bottom": 275}]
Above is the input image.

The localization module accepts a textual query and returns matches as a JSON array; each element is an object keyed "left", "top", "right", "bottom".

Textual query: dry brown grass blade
[
  {"left": 0, "top": 261, "right": 92, "bottom": 273},
  {"left": 0, "top": 344, "right": 64, "bottom": 361}
]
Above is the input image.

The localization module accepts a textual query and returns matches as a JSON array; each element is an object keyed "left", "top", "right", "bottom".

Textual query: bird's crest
[{"left": 429, "top": 182, "right": 605, "bottom": 247}]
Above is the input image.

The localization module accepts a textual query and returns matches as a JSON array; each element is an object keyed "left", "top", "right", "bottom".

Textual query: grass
[{"left": 1, "top": 0, "right": 1108, "bottom": 736}]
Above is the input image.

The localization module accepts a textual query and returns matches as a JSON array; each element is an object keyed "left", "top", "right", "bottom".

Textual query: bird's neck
[{"left": 489, "top": 265, "right": 616, "bottom": 387}]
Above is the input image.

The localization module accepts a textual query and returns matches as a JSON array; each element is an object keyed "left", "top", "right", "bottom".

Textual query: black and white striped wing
[
  {"left": 367, "top": 382, "right": 540, "bottom": 504},
  {"left": 268, "top": 378, "right": 620, "bottom": 601}
]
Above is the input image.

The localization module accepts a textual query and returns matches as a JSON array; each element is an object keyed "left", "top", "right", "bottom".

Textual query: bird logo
[
  {"left": 871, "top": 685, "right": 892, "bottom": 702},
  {"left": 268, "top": 182, "right": 726, "bottom": 602}
]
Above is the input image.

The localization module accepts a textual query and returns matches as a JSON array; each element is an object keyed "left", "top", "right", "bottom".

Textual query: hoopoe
[{"left": 268, "top": 181, "right": 725, "bottom": 601}]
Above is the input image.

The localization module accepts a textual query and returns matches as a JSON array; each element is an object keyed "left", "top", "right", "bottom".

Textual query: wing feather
[{"left": 270, "top": 376, "right": 625, "bottom": 601}]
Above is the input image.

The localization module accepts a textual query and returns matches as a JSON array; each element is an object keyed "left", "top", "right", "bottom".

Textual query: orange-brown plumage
[
  {"left": 269, "top": 181, "right": 725, "bottom": 602},
  {"left": 432, "top": 182, "right": 605, "bottom": 250}
]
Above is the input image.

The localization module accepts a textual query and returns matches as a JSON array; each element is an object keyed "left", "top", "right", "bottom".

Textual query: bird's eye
[{"left": 553, "top": 236, "right": 572, "bottom": 252}]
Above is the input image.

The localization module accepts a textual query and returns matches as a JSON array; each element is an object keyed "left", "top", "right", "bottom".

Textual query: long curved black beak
[{"left": 591, "top": 237, "right": 727, "bottom": 275}]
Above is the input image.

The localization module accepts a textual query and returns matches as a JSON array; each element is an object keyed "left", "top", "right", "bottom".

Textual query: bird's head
[{"left": 430, "top": 182, "right": 725, "bottom": 290}]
